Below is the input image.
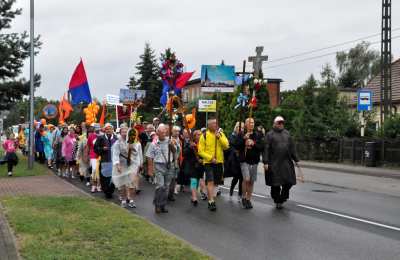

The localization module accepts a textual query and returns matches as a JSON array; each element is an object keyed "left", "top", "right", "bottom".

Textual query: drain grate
[{"left": 311, "top": 189, "right": 337, "bottom": 193}]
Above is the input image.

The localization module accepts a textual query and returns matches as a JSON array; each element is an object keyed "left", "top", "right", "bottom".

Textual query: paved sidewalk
[
  {"left": 0, "top": 174, "right": 88, "bottom": 197},
  {"left": 300, "top": 161, "right": 400, "bottom": 179},
  {"left": 0, "top": 173, "right": 87, "bottom": 260}
]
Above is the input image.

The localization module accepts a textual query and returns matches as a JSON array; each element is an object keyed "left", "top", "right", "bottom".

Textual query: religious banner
[
  {"left": 42, "top": 104, "right": 58, "bottom": 119},
  {"left": 119, "top": 89, "right": 146, "bottom": 104},
  {"left": 201, "top": 65, "right": 235, "bottom": 93},
  {"left": 117, "top": 104, "right": 133, "bottom": 120}
]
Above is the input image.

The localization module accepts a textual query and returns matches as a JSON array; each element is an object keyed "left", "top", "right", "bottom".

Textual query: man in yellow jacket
[{"left": 198, "top": 118, "right": 229, "bottom": 211}]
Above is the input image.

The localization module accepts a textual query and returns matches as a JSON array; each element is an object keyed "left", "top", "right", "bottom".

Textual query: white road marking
[
  {"left": 298, "top": 204, "right": 400, "bottom": 232},
  {"left": 221, "top": 186, "right": 400, "bottom": 232}
]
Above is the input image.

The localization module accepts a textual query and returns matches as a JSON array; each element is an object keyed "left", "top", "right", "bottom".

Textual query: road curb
[
  {"left": 0, "top": 203, "right": 21, "bottom": 260},
  {"left": 299, "top": 163, "right": 400, "bottom": 180}
]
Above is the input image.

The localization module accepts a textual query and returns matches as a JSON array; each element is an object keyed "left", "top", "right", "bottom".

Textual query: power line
[
  {"left": 266, "top": 27, "right": 400, "bottom": 64},
  {"left": 263, "top": 35, "right": 400, "bottom": 70}
]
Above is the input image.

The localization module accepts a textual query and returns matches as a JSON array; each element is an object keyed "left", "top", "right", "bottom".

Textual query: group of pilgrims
[{"left": 3, "top": 115, "right": 300, "bottom": 213}]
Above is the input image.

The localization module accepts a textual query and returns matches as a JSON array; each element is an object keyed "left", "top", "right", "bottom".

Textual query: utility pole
[
  {"left": 380, "top": 0, "right": 392, "bottom": 127},
  {"left": 28, "top": 0, "right": 35, "bottom": 169}
]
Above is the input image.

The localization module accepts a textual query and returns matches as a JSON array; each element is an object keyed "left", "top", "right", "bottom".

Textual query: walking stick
[
  {"left": 214, "top": 90, "right": 220, "bottom": 162},
  {"left": 296, "top": 164, "right": 305, "bottom": 183}
]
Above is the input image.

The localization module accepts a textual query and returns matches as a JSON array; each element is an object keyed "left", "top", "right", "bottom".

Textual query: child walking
[{"left": 2, "top": 133, "right": 18, "bottom": 176}]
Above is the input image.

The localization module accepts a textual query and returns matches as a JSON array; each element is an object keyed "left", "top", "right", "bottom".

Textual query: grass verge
[
  {"left": 0, "top": 152, "right": 48, "bottom": 178},
  {"left": 1, "top": 196, "right": 211, "bottom": 260}
]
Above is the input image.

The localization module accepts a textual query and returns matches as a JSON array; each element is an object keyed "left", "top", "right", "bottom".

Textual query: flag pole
[{"left": 115, "top": 105, "right": 119, "bottom": 128}]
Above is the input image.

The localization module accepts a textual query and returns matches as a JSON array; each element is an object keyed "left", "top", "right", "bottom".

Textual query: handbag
[
  {"left": 101, "top": 162, "right": 113, "bottom": 177},
  {"left": 264, "top": 167, "right": 273, "bottom": 186}
]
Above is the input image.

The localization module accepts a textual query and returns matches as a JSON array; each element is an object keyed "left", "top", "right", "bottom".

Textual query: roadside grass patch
[{"left": 1, "top": 196, "right": 211, "bottom": 260}]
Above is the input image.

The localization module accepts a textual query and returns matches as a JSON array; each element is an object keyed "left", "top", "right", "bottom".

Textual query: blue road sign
[{"left": 357, "top": 90, "right": 373, "bottom": 111}]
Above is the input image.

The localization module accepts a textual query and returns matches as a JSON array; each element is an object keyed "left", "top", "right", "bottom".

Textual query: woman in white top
[{"left": 112, "top": 124, "right": 143, "bottom": 208}]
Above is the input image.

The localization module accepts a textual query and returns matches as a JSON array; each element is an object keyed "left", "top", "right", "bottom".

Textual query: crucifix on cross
[{"left": 248, "top": 46, "right": 268, "bottom": 78}]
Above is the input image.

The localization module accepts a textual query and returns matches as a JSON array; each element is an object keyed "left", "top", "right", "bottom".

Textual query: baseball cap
[{"left": 274, "top": 116, "right": 285, "bottom": 123}]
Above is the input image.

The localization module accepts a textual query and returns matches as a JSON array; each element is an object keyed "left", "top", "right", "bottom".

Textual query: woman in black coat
[{"left": 224, "top": 122, "right": 244, "bottom": 201}]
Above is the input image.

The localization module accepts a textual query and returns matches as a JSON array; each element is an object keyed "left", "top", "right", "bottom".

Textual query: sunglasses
[{"left": 277, "top": 121, "right": 284, "bottom": 125}]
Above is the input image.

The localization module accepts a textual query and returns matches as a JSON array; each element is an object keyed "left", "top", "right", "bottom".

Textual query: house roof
[{"left": 365, "top": 58, "right": 400, "bottom": 104}]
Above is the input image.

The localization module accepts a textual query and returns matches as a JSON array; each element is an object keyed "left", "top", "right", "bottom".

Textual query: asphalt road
[{"left": 65, "top": 168, "right": 400, "bottom": 260}]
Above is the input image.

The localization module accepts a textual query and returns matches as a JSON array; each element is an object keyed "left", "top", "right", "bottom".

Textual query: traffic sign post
[
  {"left": 357, "top": 90, "right": 373, "bottom": 112},
  {"left": 357, "top": 90, "right": 373, "bottom": 137}
]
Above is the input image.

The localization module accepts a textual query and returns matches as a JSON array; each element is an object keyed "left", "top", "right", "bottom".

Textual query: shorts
[
  {"left": 240, "top": 163, "right": 258, "bottom": 182},
  {"left": 204, "top": 163, "right": 223, "bottom": 185}
]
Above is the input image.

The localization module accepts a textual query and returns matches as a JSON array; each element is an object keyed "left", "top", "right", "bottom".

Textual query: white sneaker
[
  {"left": 237, "top": 196, "right": 242, "bottom": 203},
  {"left": 85, "top": 182, "right": 90, "bottom": 187},
  {"left": 8, "top": 172, "right": 12, "bottom": 176},
  {"left": 128, "top": 200, "right": 137, "bottom": 208},
  {"left": 71, "top": 175, "right": 76, "bottom": 179}
]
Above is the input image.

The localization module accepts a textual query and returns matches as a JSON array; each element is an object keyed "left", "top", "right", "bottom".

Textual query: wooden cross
[{"left": 248, "top": 46, "right": 268, "bottom": 78}]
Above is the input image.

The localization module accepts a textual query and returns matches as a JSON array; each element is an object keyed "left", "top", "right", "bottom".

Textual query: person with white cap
[
  {"left": 94, "top": 123, "right": 118, "bottom": 198},
  {"left": 263, "top": 116, "right": 299, "bottom": 209},
  {"left": 146, "top": 123, "right": 180, "bottom": 213}
]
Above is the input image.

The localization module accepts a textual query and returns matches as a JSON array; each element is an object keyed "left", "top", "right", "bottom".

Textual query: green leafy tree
[
  {"left": 320, "top": 63, "right": 336, "bottom": 87},
  {"left": 0, "top": 0, "right": 42, "bottom": 110},
  {"left": 382, "top": 115, "right": 400, "bottom": 138},
  {"left": 336, "top": 41, "right": 380, "bottom": 88},
  {"left": 252, "top": 81, "right": 272, "bottom": 130},
  {"left": 3, "top": 96, "right": 58, "bottom": 128},
  {"left": 130, "top": 43, "right": 161, "bottom": 112},
  {"left": 280, "top": 73, "right": 359, "bottom": 140}
]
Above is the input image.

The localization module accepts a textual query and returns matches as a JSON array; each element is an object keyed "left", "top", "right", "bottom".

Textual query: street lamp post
[{"left": 28, "top": 0, "right": 35, "bottom": 169}]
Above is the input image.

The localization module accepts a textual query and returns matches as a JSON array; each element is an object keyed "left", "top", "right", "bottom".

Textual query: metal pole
[
  {"left": 28, "top": 0, "right": 35, "bottom": 169},
  {"left": 115, "top": 105, "right": 119, "bottom": 128},
  {"left": 238, "top": 60, "right": 246, "bottom": 133}
]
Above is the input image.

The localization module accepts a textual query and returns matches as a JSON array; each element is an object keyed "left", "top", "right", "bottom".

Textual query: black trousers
[
  {"left": 271, "top": 184, "right": 292, "bottom": 204},
  {"left": 99, "top": 163, "right": 115, "bottom": 199},
  {"left": 230, "top": 176, "right": 243, "bottom": 196},
  {"left": 5, "top": 153, "right": 18, "bottom": 173},
  {"left": 36, "top": 152, "right": 45, "bottom": 164}
]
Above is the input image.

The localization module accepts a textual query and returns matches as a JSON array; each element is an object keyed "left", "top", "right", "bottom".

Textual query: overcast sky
[{"left": 10, "top": 0, "right": 400, "bottom": 100}]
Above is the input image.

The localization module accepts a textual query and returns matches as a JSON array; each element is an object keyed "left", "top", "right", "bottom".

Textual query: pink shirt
[
  {"left": 2, "top": 140, "right": 16, "bottom": 153},
  {"left": 62, "top": 134, "right": 76, "bottom": 161},
  {"left": 87, "top": 133, "right": 98, "bottom": 159}
]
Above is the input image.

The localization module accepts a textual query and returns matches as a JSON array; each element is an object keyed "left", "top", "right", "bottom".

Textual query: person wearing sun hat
[{"left": 263, "top": 116, "right": 299, "bottom": 210}]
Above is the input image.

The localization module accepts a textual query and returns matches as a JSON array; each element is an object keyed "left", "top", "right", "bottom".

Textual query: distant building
[
  {"left": 349, "top": 58, "right": 400, "bottom": 125},
  {"left": 182, "top": 77, "right": 282, "bottom": 109},
  {"left": 338, "top": 88, "right": 357, "bottom": 105}
]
